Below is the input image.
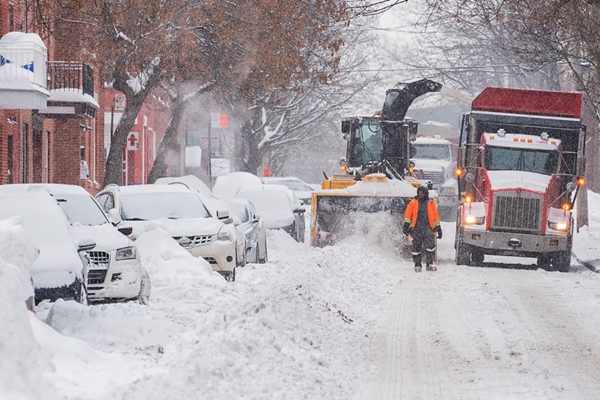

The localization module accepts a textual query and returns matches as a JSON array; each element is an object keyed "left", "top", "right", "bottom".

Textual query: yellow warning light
[
  {"left": 455, "top": 167, "right": 464, "bottom": 177},
  {"left": 562, "top": 202, "right": 571, "bottom": 211},
  {"left": 577, "top": 177, "right": 585, "bottom": 186},
  {"left": 341, "top": 165, "right": 347, "bottom": 172},
  {"left": 513, "top": 137, "right": 518, "bottom": 142},
  {"left": 408, "top": 167, "right": 414, "bottom": 173},
  {"left": 527, "top": 138, "right": 532, "bottom": 143},
  {"left": 464, "top": 194, "right": 473, "bottom": 203}
]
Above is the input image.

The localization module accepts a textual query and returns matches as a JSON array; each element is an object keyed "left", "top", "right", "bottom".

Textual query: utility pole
[{"left": 207, "top": 120, "right": 212, "bottom": 189}]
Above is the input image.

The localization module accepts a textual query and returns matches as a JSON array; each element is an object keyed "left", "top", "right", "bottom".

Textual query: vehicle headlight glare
[
  {"left": 116, "top": 246, "right": 137, "bottom": 260},
  {"left": 464, "top": 215, "right": 484, "bottom": 225},
  {"left": 548, "top": 221, "right": 568, "bottom": 231}
]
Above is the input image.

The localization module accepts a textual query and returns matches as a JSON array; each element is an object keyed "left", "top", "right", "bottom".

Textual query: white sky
[{"left": 1, "top": 190, "right": 600, "bottom": 400}]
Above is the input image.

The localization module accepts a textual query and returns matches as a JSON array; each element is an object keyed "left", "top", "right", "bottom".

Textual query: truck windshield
[
  {"left": 412, "top": 144, "right": 451, "bottom": 160},
  {"left": 350, "top": 119, "right": 382, "bottom": 166},
  {"left": 485, "top": 146, "right": 559, "bottom": 175}
]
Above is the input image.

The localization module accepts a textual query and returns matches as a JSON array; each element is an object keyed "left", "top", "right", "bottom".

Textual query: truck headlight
[
  {"left": 464, "top": 215, "right": 485, "bottom": 225},
  {"left": 217, "top": 228, "right": 232, "bottom": 242},
  {"left": 116, "top": 246, "right": 137, "bottom": 260},
  {"left": 548, "top": 221, "right": 568, "bottom": 231}
]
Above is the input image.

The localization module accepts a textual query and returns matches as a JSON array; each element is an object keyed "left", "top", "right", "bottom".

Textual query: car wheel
[
  {"left": 74, "top": 277, "right": 88, "bottom": 306},
  {"left": 258, "top": 240, "right": 268, "bottom": 264},
  {"left": 137, "top": 268, "right": 152, "bottom": 305},
  {"left": 225, "top": 267, "right": 236, "bottom": 282}
]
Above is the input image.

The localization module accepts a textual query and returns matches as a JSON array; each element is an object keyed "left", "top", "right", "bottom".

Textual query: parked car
[
  {"left": 235, "top": 184, "right": 306, "bottom": 243},
  {"left": 224, "top": 197, "right": 268, "bottom": 263},
  {"left": 96, "top": 184, "right": 241, "bottom": 281},
  {"left": 212, "top": 172, "right": 263, "bottom": 199},
  {"left": 0, "top": 183, "right": 150, "bottom": 304},
  {"left": 262, "top": 176, "right": 314, "bottom": 205},
  {"left": 154, "top": 176, "right": 246, "bottom": 268},
  {"left": 0, "top": 192, "right": 94, "bottom": 304},
  {"left": 0, "top": 217, "right": 39, "bottom": 311}
]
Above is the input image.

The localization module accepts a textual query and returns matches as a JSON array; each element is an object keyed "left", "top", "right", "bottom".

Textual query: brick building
[{"left": 0, "top": 1, "right": 182, "bottom": 194}]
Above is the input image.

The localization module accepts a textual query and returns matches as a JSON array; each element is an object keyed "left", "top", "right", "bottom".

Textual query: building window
[{"left": 8, "top": 135, "right": 13, "bottom": 184}]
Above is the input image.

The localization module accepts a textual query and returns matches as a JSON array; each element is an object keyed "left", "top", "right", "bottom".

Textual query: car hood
[
  {"left": 125, "top": 217, "right": 224, "bottom": 237},
  {"left": 70, "top": 223, "right": 134, "bottom": 251},
  {"left": 31, "top": 243, "right": 83, "bottom": 289}
]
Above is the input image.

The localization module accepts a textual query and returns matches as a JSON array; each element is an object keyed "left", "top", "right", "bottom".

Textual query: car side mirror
[
  {"left": 293, "top": 206, "right": 306, "bottom": 214},
  {"left": 107, "top": 208, "right": 122, "bottom": 225},
  {"left": 77, "top": 237, "right": 96, "bottom": 252},
  {"left": 118, "top": 226, "right": 133, "bottom": 236},
  {"left": 216, "top": 209, "right": 230, "bottom": 220},
  {"left": 252, "top": 213, "right": 260, "bottom": 223}
]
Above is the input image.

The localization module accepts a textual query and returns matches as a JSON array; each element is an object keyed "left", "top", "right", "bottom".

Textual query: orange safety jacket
[{"left": 403, "top": 198, "right": 441, "bottom": 230}]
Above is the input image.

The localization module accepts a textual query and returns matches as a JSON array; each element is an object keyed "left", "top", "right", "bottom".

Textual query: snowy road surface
[
  {"left": 356, "top": 263, "right": 600, "bottom": 399},
  {"left": 3, "top": 216, "right": 600, "bottom": 400}
]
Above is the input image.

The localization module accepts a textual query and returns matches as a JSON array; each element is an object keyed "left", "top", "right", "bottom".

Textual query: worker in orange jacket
[{"left": 403, "top": 186, "right": 442, "bottom": 272}]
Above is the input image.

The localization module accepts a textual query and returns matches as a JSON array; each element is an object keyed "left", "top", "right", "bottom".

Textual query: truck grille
[
  {"left": 422, "top": 170, "right": 444, "bottom": 187},
  {"left": 492, "top": 192, "right": 543, "bottom": 232}
]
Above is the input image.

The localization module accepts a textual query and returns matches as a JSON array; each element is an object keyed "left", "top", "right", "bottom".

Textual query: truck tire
[
  {"left": 455, "top": 240, "right": 471, "bottom": 265},
  {"left": 552, "top": 250, "right": 571, "bottom": 273},
  {"left": 470, "top": 249, "right": 485, "bottom": 266},
  {"left": 537, "top": 254, "right": 551, "bottom": 269}
]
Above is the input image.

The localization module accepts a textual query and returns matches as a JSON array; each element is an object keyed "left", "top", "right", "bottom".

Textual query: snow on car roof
[
  {"left": 0, "top": 183, "right": 90, "bottom": 195},
  {"left": 115, "top": 184, "right": 193, "bottom": 194},
  {"left": 212, "top": 172, "right": 263, "bottom": 199},
  {"left": 154, "top": 175, "right": 212, "bottom": 196}
]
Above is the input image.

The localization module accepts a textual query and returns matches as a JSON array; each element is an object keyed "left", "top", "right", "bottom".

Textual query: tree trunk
[
  {"left": 146, "top": 98, "right": 185, "bottom": 184},
  {"left": 104, "top": 97, "right": 146, "bottom": 186}
]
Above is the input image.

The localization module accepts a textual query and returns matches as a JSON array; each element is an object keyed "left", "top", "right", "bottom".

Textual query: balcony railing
[{"left": 47, "top": 61, "right": 94, "bottom": 96}]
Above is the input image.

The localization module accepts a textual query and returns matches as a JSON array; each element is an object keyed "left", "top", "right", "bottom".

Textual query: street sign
[
  {"left": 219, "top": 114, "right": 228, "bottom": 129},
  {"left": 210, "top": 113, "right": 228, "bottom": 129},
  {"left": 127, "top": 131, "right": 139, "bottom": 150}
]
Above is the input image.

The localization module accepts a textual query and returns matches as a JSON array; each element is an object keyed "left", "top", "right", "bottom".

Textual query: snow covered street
[{"left": 3, "top": 209, "right": 600, "bottom": 400}]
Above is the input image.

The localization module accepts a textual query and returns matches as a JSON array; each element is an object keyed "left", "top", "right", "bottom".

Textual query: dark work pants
[{"left": 411, "top": 225, "right": 436, "bottom": 266}]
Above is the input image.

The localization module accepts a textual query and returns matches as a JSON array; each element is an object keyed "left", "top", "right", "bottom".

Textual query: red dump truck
[{"left": 454, "top": 87, "right": 586, "bottom": 271}]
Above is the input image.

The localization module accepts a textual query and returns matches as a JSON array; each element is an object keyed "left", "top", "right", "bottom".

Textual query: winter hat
[{"left": 417, "top": 185, "right": 429, "bottom": 200}]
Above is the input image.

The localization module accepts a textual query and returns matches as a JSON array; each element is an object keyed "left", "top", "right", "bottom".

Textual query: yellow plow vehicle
[{"left": 310, "top": 78, "right": 453, "bottom": 253}]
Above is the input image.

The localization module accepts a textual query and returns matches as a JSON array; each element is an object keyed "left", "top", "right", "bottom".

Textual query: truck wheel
[
  {"left": 537, "top": 254, "right": 551, "bottom": 269},
  {"left": 552, "top": 250, "right": 571, "bottom": 273},
  {"left": 455, "top": 241, "right": 471, "bottom": 265},
  {"left": 470, "top": 249, "right": 485, "bottom": 266}
]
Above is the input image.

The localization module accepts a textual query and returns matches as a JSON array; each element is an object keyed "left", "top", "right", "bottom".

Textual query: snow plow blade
[{"left": 310, "top": 174, "right": 416, "bottom": 247}]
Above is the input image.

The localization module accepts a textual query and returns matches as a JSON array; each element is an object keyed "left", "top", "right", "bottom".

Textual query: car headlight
[
  {"left": 116, "top": 246, "right": 137, "bottom": 260},
  {"left": 548, "top": 221, "right": 568, "bottom": 231},
  {"left": 464, "top": 215, "right": 485, "bottom": 225},
  {"left": 217, "top": 228, "right": 232, "bottom": 242}
]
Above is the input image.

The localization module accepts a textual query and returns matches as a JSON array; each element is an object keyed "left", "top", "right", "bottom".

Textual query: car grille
[
  {"left": 88, "top": 269, "right": 108, "bottom": 285},
  {"left": 492, "top": 191, "right": 543, "bottom": 232},
  {"left": 88, "top": 251, "right": 110, "bottom": 269},
  {"left": 173, "top": 235, "right": 214, "bottom": 248}
]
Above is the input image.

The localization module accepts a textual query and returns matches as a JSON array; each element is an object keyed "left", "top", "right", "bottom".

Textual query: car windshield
[
  {"left": 485, "top": 146, "right": 559, "bottom": 175},
  {"left": 237, "top": 191, "right": 291, "bottom": 212},
  {"left": 412, "top": 144, "right": 452, "bottom": 160},
  {"left": 269, "top": 180, "right": 313, "bottom": 192},
  {"left": 120, "top": 192, "right": 211, "bottom": 220},
  {"left": 53, "top": 194, "right": 110, "bottom": 226},
  {"left": 227, "top": 202, "right": 250, "bottom": 223}
]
